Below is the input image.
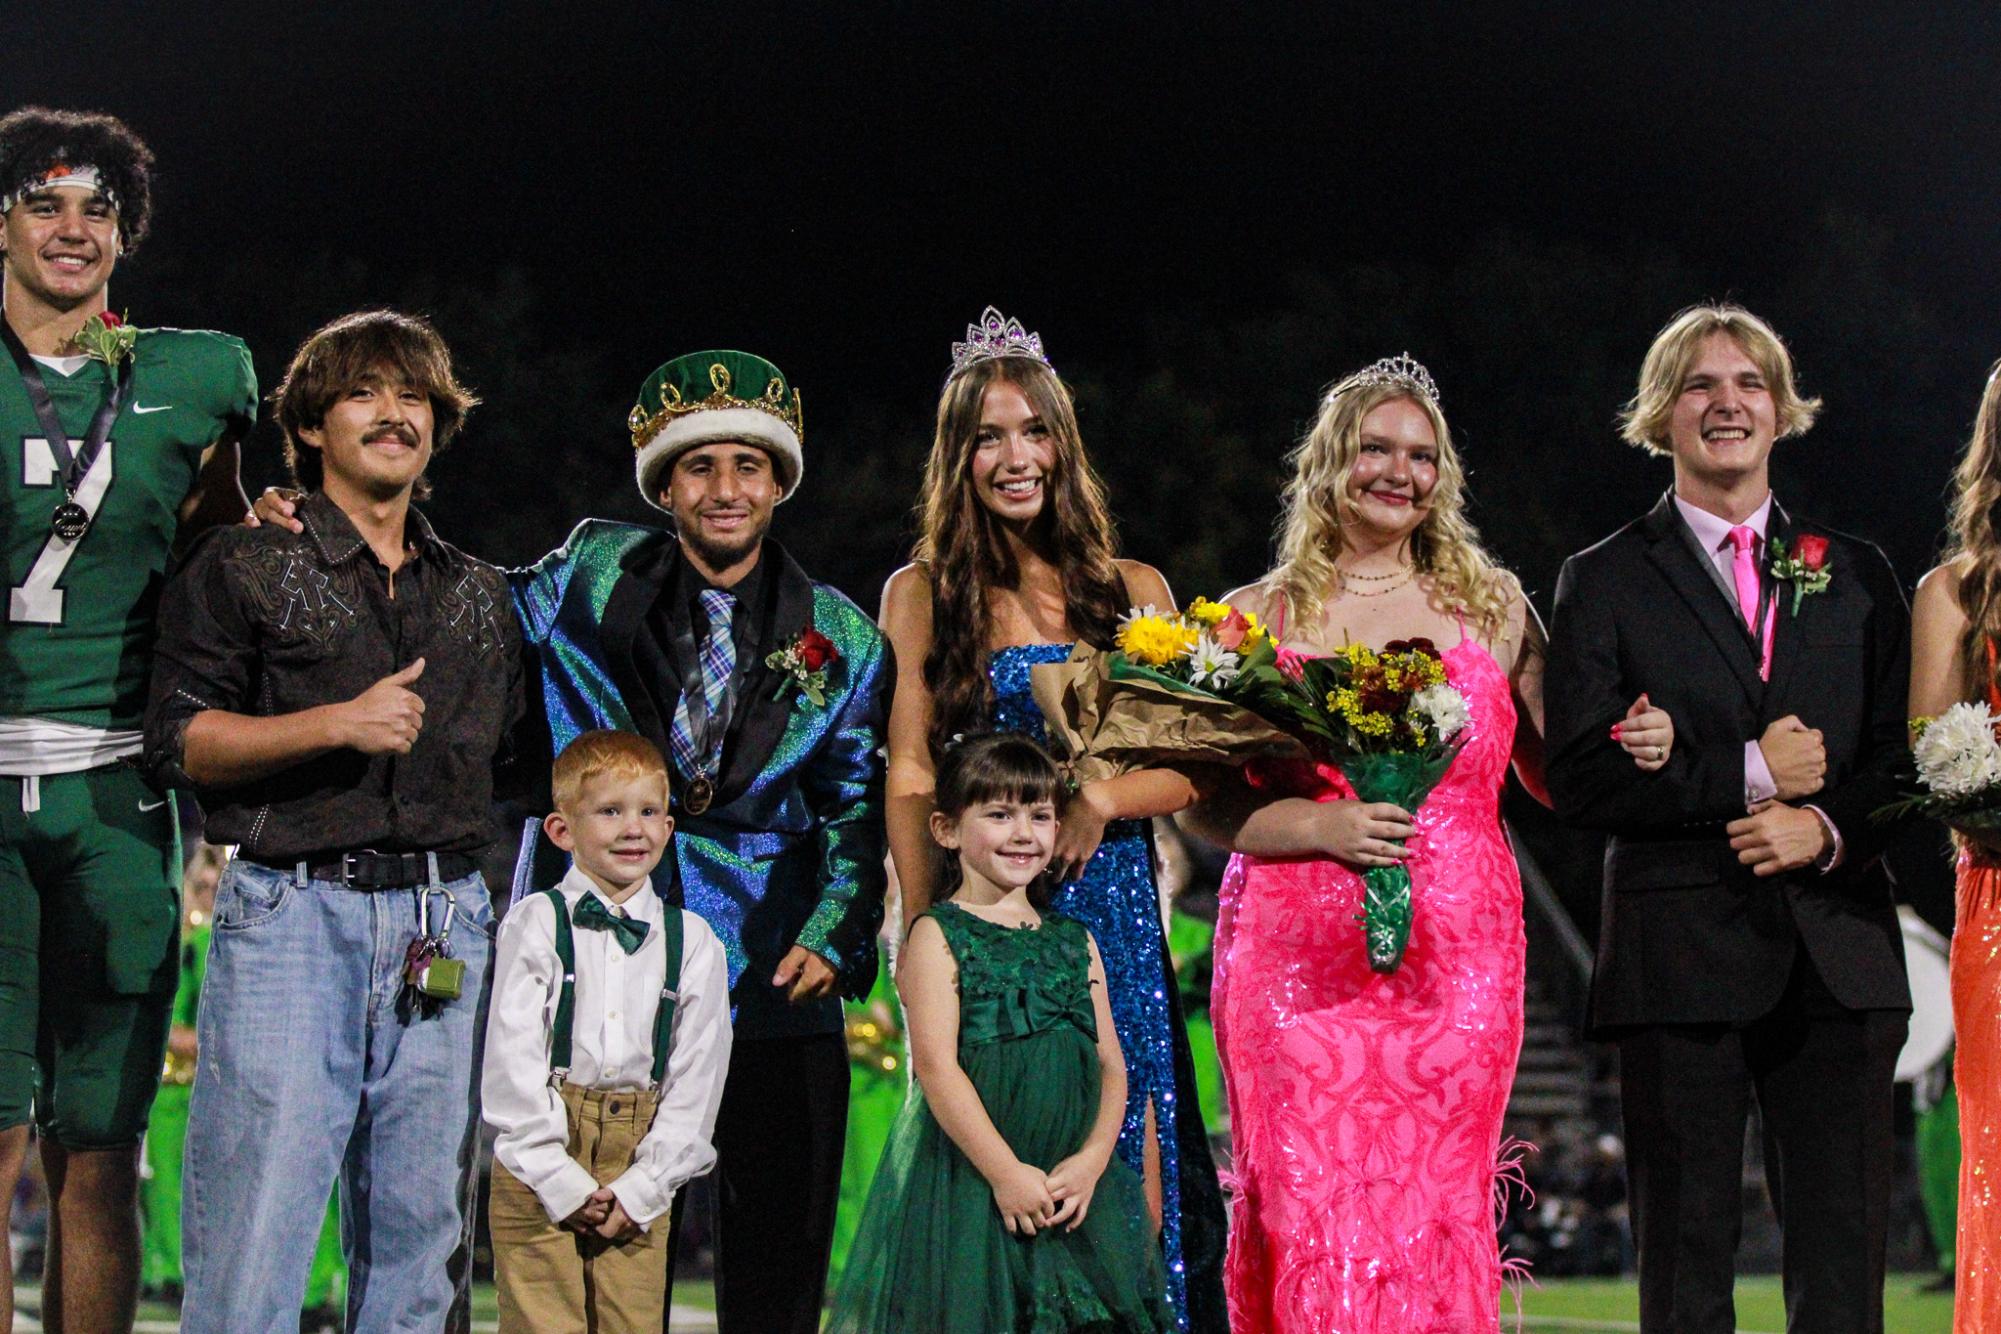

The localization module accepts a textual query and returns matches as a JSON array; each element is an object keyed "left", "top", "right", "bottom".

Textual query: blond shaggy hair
[
  {"left": 1619, "top": 304, "right": 1821, "bottom": 456},
  {"left": 1263, "top": 374, "right": 1518, "bottom": 638},
  {"left": 551, "top": 729, "right": 670, "bottom": 815}
]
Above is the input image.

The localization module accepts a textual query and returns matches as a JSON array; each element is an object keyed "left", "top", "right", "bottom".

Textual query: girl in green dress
[{"left": 828, "top": 735, "right": 1171, "bottom": 1332}]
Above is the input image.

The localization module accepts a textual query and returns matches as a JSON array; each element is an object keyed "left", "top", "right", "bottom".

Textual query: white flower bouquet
[{"left": 1877, "top": 701, "right": 2001, "bottom": 829}]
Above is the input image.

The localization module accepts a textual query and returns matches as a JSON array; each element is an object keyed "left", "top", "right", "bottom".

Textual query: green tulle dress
[{"left": 827, "top": 903, "right": 1173, "bottom": 1334}]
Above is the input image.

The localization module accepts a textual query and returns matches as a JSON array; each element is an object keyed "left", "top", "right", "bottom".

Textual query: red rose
[
  {"left": 1213, "top": 609, "right": 1251, "bottom": 650},
  {"left": 97, "top": 310, "right": 123, "bottom": 328},
  {"left": 1794, "top": 534, "right": 1829, "bottom": 571},
  {"left": 797, "top": 628, "right": 837, "bottom": 671}
]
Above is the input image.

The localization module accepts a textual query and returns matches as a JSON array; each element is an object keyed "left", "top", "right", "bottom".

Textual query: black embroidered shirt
[{"left": 143, "top": 490, "right": 523, "bottom": 861}]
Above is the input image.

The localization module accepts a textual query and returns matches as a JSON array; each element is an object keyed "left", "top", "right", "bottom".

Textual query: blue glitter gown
[{"left": 989, "top": 644, "right": 1228, "bottom": 1332}]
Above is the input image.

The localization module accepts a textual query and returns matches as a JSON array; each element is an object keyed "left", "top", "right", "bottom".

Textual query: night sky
[
  {"left": 12, "top": 1, "right": 2001, "bottom": 584},
  {"left": 13, "top": 1, "right": 1986, "bottom": 925}
]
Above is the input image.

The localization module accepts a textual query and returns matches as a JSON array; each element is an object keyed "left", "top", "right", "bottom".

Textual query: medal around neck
[
  {"left": 683, "top": 775, "right": 715, "bottom": 815},
  {"left": 50, "top": 502, "right": 90, "bottom": 541}
]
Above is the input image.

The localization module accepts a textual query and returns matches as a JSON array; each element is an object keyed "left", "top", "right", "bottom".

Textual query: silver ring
[{"left": 1653, "top": 744, "right": 1665, "bottom": 761}]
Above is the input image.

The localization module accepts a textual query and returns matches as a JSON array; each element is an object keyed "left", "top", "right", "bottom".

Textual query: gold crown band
[{"left": 628, "top": 361, "right": 804, "bottom": 450}]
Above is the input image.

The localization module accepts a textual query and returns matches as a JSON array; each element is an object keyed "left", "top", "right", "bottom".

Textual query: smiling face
[
  {"left": 663, "top": 441, "right": 781, "bottom": 579},
  {"left": 1666, "top": 331, "right": 1778, "bottom": 492},
  {"left": 1342, "top": 395, "right": 1439, "bottom": 542},
  {"left": 299, "top": 367, "right": 436, "bottom": 502},
  {"left": 931, "top": 794, "right": 1057, "bottom": 896},
  {"left": 970, "top": 379, "right": 1056, "bottom": 524},
  {"left": 1, "top": 185, "right": 117, "bottom": 315},
  {"left": 548, "top": 769, "right": 674, "bottom": 901}
]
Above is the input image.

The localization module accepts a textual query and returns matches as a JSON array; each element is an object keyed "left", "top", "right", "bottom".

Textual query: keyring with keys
[{"left": 404, "top": 885, "right": 465, "bottom": 1002}]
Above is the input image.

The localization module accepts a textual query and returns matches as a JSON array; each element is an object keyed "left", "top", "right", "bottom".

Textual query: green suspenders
[
  {"left": 540, "top": 888, "right": 685, "bottom": 1088},
  {"left": 651, "top": 909, "right": 684, "bottom": 1086},
  {"left": 543, "top": 889, "right": 578, "bottom": 1077}
]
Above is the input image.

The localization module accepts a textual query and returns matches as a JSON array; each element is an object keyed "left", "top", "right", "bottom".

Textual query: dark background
[{"left": 15, "top": 0, "right": 1988, "bottom": 926}]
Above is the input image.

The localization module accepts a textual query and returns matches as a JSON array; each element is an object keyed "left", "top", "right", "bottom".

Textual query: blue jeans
[{"left": 181, "top": 857, "right": 494, "bottom": 1333}]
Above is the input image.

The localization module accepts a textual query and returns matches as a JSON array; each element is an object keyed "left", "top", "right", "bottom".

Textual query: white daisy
[
  {"left": 1413, "top": 682, "right": 1472, "bottom": 742},
  {"left": 1915, "top": 701, "right": 2001, "bottom": 798},
  {"left": 1186, "top": 634, "right": 1242, "bottom": 688}
]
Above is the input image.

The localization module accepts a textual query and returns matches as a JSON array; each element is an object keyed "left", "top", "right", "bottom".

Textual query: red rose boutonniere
[
  {"left": 766, "top": 626, "right": 839, "bottom": 707},
  {"left": 72, "top": 310, "right": 137, "bottom": 368},
  {"left": 1769, "top": 534, "right": 1832, "bottom": 615}
]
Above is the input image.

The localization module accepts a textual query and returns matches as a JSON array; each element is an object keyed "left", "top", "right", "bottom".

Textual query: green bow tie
[{"left": 573, "top": 894, "right": 650, "bottom": 954}]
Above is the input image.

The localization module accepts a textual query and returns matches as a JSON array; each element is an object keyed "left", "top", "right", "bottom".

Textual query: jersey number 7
[{"left": 11, "top": 435, "right": 113, "bottom": 626}]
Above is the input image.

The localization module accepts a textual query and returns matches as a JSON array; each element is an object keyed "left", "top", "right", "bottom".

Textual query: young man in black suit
[{"left": 1545, "top": 304, "right": 1911, "bottom": 1333}]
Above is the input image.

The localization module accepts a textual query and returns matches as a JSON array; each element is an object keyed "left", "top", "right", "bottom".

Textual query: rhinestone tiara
[
  {"left": 948, "top": 305, "right": 1051, "bottom": 379},
  {"left": 1331, "top": 352, "right": 1441, "bottom": 406}
]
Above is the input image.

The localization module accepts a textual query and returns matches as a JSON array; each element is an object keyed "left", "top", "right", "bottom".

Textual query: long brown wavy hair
[
  {"left": 1947, "top": 359, "right": 2001, "bottom": 692},
  {"left": 913, "top": 357, "right": 1126, "bottom": 759}
]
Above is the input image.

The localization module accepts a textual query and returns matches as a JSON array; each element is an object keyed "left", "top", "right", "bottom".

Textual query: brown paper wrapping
[{"left": 1029, "top": 644, "right": 1310, "bottom": 787}]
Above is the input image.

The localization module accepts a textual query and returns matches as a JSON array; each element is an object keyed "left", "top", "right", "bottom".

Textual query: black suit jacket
[{"left": 1545, "top": 491, "right": 1912, "bottom": 1032}]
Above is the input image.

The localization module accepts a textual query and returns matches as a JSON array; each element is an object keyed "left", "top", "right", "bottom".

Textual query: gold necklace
[
  {"left": 1336, "top": 563, "right": 1414, "bottom": 582},
  {"left": 1337, "top": 568, "right": 1416, "bottom": 598}
]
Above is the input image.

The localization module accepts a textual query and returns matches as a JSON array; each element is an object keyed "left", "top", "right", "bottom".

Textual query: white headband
[{"left": 1, "top": 163, "right": 119, "bottom": 215}]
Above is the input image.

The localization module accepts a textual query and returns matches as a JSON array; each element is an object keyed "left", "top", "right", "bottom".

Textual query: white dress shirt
[
  {"left": 482, "top": 866, "right": 732, "bottom": 1229},
  {"left": 1673, "top": 493, "right": 1843, "bottom": 868}
]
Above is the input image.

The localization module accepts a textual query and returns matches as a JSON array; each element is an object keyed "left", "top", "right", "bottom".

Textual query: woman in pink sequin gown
[{"left": 1190, "top": 358, "right": 1669, "bottom": 1332}]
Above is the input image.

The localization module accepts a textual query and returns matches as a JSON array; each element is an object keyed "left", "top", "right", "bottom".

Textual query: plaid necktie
[{"left": 668, "top": 588, "right": 737, "bottom": 782}]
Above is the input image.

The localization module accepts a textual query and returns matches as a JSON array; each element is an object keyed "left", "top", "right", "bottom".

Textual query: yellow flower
[
  {"left": 1241, "top": 610, "right": 1267, "bottom": 643},
  {"left": 1353, "top": 711, "right": 1393, "bottom": 738},
  {"left": 1118, "top": 614, "right": 1197, "bottom": 666},
  {"left": 1185, "top": 598, "right": 1228, "bottom": 627}
]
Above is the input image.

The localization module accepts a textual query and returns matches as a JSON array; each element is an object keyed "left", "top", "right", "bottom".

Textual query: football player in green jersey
[{"left": 0, "top": 107, "right": 254, "bottom": 1334}]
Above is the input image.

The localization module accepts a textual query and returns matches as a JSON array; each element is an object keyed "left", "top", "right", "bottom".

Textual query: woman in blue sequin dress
[{"left": 878, "top": 309, "right": 1227, "bottom": 1331}]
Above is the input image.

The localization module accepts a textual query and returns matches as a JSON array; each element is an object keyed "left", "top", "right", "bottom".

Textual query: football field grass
[
  {"left": 67, "top": 1273, "right": 1955, "bottom": 1330},
  {"left": 1516, "top": 1274, "right": 1950, "bottom": 1331}
]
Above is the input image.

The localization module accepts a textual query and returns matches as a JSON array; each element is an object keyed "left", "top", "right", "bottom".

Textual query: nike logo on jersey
[
  {"left": 137, "top": 799, "right": 166, "bottom": 812},
  {"left": 130, "top": 403, "right": 173, "bottom": 414}
]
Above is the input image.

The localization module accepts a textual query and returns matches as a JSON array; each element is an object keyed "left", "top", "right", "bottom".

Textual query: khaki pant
[{"left": 490, "top": 1083, "right": 668, "bottom": 1333}]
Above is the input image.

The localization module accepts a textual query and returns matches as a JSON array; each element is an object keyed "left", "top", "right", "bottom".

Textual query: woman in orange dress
[{"left": 1910, "top": 357, "right": 2001, "bottom": 1333}]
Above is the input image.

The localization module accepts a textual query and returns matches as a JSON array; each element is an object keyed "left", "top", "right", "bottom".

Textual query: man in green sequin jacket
[{"left": 507, "top": 350, "right": 889, "bottom": 1334}]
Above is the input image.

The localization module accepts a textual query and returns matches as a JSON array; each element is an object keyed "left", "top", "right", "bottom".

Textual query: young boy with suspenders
[{"left": 482, "top": 730, "right": 732, "bottom": 1332}]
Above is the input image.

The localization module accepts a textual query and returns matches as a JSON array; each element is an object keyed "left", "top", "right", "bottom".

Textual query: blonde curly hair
[{"left": 1263, "top": 372, "right": 1518, "bottom": 639}]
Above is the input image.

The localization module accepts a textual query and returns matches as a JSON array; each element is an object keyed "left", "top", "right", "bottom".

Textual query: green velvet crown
[{"left": 629, "top": 350, "right": 805, "bottom": 508}]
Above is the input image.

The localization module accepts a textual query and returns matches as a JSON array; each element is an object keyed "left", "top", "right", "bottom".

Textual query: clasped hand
[
  {"left": 991, "top": 1152, "right": 1104, "bottom": 1236},
  {"left": 562, "top": 1187, "right": 641, "bottom": 1242},
  {"left": 990, "top": 1159, "right": 1056, "bottom": 1237}
]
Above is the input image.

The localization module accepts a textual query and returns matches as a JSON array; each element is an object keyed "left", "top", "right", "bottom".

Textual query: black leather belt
[{"left": 286, "top": 851, "right": 481, "bottom": 889}]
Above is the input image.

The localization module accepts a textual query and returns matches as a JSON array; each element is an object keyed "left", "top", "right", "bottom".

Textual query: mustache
[{"left": 364, "top": 424, "right": 419, "bottom": 447}]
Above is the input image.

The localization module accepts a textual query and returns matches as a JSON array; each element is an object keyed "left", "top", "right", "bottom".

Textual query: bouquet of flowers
[
  {"left": 1876, "top": 702, "right": 2001, "bottom": 831},
  {"left": 1032, "top": 606, "right": 1474, "bottom": 973},
  {"left": 1029, "top": 598, "right": 1311, "bottom": 788},
  {"left": 1254, "top": 639, "right": 1474, "bottom": 972}
]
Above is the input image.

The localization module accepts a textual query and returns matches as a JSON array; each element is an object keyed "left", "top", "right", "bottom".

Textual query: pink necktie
[{"left": 1728, "top": 526, "right": 1775, "bottom": 681}]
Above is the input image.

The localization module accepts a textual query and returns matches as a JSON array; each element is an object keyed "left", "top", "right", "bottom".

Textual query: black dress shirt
[
  {"left": 143, "top": 490, "right": 523, "bottom": 861},
  {"left": 630, "top": 546, "right": 775, "bottom": 775}
]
